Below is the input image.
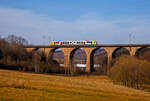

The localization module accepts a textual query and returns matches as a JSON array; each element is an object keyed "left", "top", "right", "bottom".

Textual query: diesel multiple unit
[{"left": 50, "top": 40, "right": 97, "bottom": 45}]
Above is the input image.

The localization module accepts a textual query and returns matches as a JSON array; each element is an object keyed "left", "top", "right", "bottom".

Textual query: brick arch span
[
  {"left": 27, "top": 48, "right": 42, "bottom": 60},
  {"left": 89, "top": 47, "right": 108, "bottom": 73},
  {"left": 40, "top": 47, "right": 64, "bottom": 59},
  {"left": 135, "top": 47, "right": 150, "bottom": 57},
  {"left": 112, "top": 47, "right": 130, "bottom": 59},
  {"left": 83, "top": 47, "right": 116, "bottom": 73},
  {"left": 45, "top": 48, "right": 64, "bottom": 66},
  {"left": 47, "top": 47, "right": 63, "bottom": 60},
  {"left": 69, "top": 48, "right": 87, "bottom": 74}
]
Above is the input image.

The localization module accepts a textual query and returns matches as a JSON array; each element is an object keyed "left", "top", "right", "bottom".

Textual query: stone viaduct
[{"left": 24, "top": 44, "right": 150, "bottom": 73}]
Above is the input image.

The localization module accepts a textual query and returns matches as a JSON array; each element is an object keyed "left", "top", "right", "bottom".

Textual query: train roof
[{"left": 51, "top": 40, "right": 97, "bottom": 42}]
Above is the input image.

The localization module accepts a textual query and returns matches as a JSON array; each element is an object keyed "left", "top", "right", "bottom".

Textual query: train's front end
[
  {"left": 91, "top": 40, "right": 97, "bottom": 45},
  {"left": 50, "top": 41, "right": 56, "bottom": 45}
]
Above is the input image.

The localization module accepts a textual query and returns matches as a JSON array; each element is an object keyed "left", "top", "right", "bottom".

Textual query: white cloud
[{"left": 0, "top": 7, "right": 150, "bottom": 45}]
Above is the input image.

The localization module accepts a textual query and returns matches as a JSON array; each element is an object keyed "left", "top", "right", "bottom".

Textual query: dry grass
[{"left": 0, "top": 69, "right": 150, "bottom": 101}]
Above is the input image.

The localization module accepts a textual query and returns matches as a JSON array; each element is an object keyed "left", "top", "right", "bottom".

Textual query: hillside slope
[{"left": 0, "top": 69, "right": 150, "bottom": 101}]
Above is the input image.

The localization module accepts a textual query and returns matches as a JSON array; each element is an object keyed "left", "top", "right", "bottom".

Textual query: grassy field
[{"left": 0, "top": 69, "right": 150, "bottom": 101}]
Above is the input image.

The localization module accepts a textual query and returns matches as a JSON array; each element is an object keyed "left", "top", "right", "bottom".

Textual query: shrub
[
  {"left": 139, "top": 50, "right": 150, "bottom": 62},
  {"left": 109, "top": 55, "right": 150, "bottom": 89}
]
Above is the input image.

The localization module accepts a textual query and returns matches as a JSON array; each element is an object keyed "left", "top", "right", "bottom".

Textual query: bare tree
[{"left": 5, "top": 35, "right": 28, "bottom": 45}]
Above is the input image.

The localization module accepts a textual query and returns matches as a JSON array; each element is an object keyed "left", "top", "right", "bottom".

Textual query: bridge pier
[
  {"left": 61, "top": 48, "right": 74, "bottom": 74},
  {"left": 102, "top": 47, "right": 117, "bottom": 74},
  {"left": 126, "top": 47, "right": 140, "bottom": 56},
  {"left": 40, "top": 48, "right": 52, "bottom": 59},
  {"left": 83, "top": 48, "right": 95, "bottom": 72}
]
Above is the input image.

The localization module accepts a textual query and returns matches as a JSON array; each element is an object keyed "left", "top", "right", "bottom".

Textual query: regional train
[{"left": 50, "top": 40, "right": 97, "bottom": 45}]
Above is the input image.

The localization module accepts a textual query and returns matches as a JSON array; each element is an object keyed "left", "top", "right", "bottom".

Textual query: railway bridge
[{"left": 24, "top": 44, "right": 150, "bottom": 73}]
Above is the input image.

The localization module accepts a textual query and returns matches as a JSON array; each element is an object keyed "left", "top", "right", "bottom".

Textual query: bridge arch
[
  {"left": 47, "top": 47, "right": 64, "bottom": 67},
  {"left": 135, "top": 47, "right": 150, "bottom": 61},
  {"left": 135, "top": 47, "right": 147, "bottom": 57},
  {"left": 70, "top": 48, "right": 87, "bottom": 74},
  {"left": 90, "top": 47, "right": 108, "bottom": 74},
  {"left": 111, "top": 47, "right": 130, "bottom": 66},
  {"left": 112, "top": 47, "right": 130, "bottom": 59},
  {"left": 31, "top": 48, "right": 43, "bottom": 59},
  {"left": 48, "top": 47, "right": 59, "bottom": 61}
]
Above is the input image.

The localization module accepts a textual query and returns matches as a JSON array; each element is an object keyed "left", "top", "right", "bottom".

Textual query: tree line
[{"left": 0, "top": 35, "right": 65, "bottom": 74}]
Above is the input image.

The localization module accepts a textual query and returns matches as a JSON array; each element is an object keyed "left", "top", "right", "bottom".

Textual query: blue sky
[{"left": 0, "top": 0, "right": 150, "bottom": 44}]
